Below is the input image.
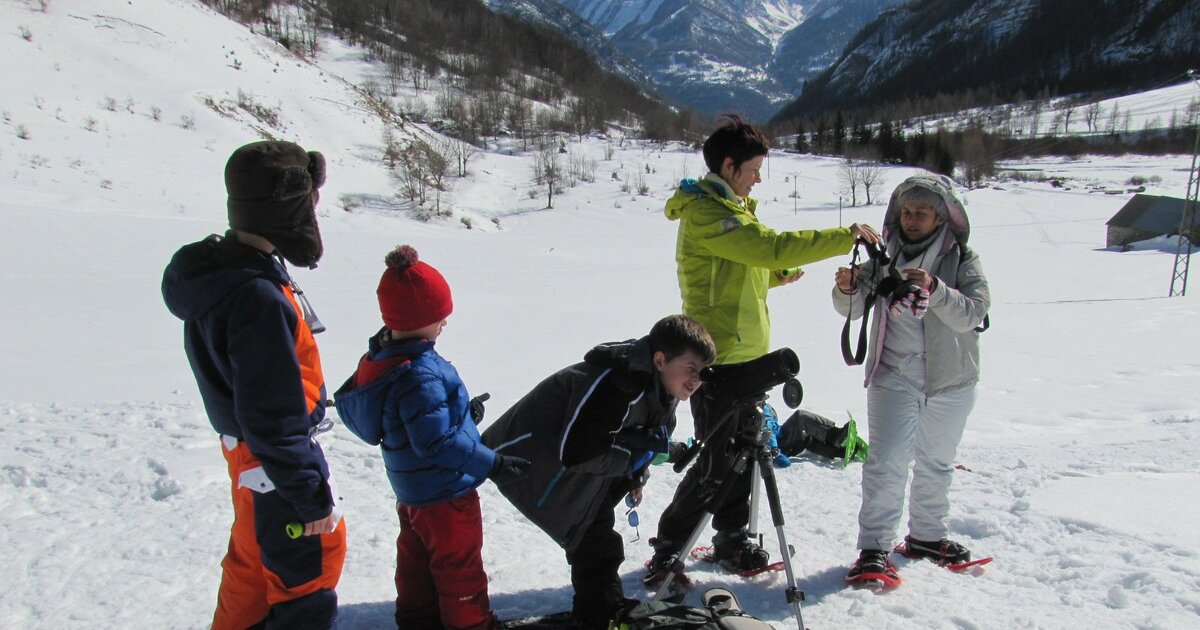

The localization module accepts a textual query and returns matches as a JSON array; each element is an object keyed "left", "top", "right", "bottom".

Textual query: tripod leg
[
  {"left": 652, "top": 444, "right": 755, "bottom": 602},
  {"left": 757, "top": 451, "right": 806, "bottom": 630},
  {"left": 747, "top": 457, "right": 762, "bottom": 546},
  {"left": 651, "top": 511, "right": 712, "bottom": 602}
]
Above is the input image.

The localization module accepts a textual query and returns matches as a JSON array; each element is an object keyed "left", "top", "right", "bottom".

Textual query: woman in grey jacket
[{"left": 832, "top": 173, "right": 990, "bottom": 587}]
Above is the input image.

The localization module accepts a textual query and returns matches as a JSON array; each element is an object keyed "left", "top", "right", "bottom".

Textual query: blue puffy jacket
[{"left": 334, "top": 333, "right": 496, "bottom": 506}]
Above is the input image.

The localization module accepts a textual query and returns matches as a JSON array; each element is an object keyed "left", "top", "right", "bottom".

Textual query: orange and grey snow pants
[{"left": 213, "top": 436, "right": 347, "bottom": 630}]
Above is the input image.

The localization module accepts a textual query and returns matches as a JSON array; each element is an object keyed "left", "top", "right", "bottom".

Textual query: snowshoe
[
  {"left": 845, "top": 549, "right": 901, "bottom": 590},
  {"left": 709, "top": 530, "right": 772, "bottom": 574},
  {"left": 898, "top": 536, "right": 970, "bottom": 564},
  {"left": 895, "top": 537, "right": 993, "bottom": 572},
  {"left": 642, "top": 551, "right": 692, "bottom": 592},
  {"left": 690, "top": 546, "right": 784, "bottom": 577}
]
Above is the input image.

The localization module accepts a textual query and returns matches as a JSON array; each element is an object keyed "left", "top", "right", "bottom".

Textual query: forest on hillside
[{"left": 200, "top": 0, "right": 704, "bottom": 143}]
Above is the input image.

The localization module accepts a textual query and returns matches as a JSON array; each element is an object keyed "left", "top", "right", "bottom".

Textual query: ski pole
[{"left": 285, "top": 522, "right": 304, "bottom": 539}]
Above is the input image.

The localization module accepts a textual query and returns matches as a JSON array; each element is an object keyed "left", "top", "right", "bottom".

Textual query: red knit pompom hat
[{"left": 377, "top": 245, "right": 453, "bottom": 332}]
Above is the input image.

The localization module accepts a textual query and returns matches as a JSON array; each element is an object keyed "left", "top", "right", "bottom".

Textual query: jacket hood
[
  {"left": 665, "top": 177, "right": 754, "bottom": 222},
  {"left": 584, "top": 336, "right": 654, "bottom": 379},
  {"left": 162, "top": 232, "right": 288, "bottom": 321},
  {"left": 882, "top": 173, "right": 971, "bottom": 248},
  {"left": 334, "top": 335, "right": 430, "bottom": 446}
]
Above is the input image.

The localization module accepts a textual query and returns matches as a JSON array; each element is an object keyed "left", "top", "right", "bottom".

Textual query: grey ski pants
[{"left": 856, "top": 359, "right": 976, "bottom": 551}]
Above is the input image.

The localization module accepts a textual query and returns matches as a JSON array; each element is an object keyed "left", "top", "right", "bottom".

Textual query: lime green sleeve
[{"left": 690, "top": 204, "right": 855, "bottom": 268}]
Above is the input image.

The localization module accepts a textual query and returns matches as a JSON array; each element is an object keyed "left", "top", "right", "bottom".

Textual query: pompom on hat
[{"left": 377, "top": 245, "right": 453, "bottom": 332}]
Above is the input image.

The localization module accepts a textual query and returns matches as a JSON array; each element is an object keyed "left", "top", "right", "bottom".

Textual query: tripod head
[
  {"left": 672, "top": 348, "right": 802, "bottom": 473},
  {"left": 699, "top": 348, "right": 799, "bottom": 402}
]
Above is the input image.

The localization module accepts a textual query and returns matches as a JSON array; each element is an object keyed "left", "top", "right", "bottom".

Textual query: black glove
[
  {"left": 666, "top": 441, "right": 690, "bottom": 463},
  {"left": 469, "top": 393, "right": 490, "bottom": 425},
  {"left": 490, "top": 454, "right": 530, "bottom": 485}
]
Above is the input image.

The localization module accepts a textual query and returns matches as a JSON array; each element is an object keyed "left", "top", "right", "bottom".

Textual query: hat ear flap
[{"left": 307, "top": 151, "right": 326, "bottom": 189}]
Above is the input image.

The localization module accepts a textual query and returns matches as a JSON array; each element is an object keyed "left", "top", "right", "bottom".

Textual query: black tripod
[{"left": 652, "top": 393, "right": 807, "bottom": 630}]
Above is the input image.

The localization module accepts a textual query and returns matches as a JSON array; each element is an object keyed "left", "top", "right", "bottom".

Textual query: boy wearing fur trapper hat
[
  {"left": 335, "top": 245, "right": 529, "bottom": 630},
  {"left": 162, "top": 140, "right": 346, "bottom": 629}
]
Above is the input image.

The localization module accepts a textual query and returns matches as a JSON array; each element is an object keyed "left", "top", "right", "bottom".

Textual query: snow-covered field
[{"left": 3, "top": 1, "right": 1199, "bottom": 628}]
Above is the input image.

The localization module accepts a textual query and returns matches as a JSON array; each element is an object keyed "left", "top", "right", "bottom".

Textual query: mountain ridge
[{"left": 770, "top": 0, "right": 1200, "bottom": 125}]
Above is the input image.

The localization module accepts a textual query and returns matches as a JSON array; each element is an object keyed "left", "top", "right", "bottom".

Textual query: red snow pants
[
  {"left": 213, "top": 438, "right": 347, "bottom": 630},
  {"left": 395, "top": 490, "right": 497, "bottom": 629}
]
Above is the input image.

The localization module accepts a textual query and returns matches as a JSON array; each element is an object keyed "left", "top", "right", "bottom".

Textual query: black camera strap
[
  {"left": 840, "top": 246, "right": 904, "bottom": 366},
  {"left": 840, "top": 246, "right": 874, "bottom": 366},
  {"left": 841, "top": 241, "right": 990, "bottom": 365},
  {"left": 840, "top": 304, "right": 872, "bottom": 366}
]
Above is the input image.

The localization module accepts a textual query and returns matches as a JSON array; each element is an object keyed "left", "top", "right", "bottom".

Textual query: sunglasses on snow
[{"left": 624, "top": 493, "right": 640, "bottom": 543}]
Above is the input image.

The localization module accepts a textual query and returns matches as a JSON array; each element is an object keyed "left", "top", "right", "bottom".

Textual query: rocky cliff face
[{"left": 768, "top": 0, "right": 904, "bottom": 95}]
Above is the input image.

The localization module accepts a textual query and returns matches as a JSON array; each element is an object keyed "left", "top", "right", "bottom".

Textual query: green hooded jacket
[{"left": 665, "top": 174, "right": 855, "bottom": 365}]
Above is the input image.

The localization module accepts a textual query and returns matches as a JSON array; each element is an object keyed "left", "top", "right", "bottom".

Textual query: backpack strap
[
  {"left": 956, "top": 243, "right": 991, "bottom": 334},
  {"left": 714, "top": 614, "right": 776, "bottom": 630},
  {"left": 612, "top": 601, "right": 715, "bottom": 628}
]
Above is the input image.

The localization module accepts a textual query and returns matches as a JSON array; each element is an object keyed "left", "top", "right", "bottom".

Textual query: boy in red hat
[{"left": 334, "top": 245, "right": 529, "bottom": 630}]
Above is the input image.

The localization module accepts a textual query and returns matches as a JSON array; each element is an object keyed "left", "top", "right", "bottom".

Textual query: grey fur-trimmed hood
[{"left": 882, "top": 173, "right": 971, "bottom": 250}]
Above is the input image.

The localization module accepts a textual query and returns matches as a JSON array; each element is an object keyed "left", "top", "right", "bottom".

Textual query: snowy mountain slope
[
  {"left": 768, "top": 0, "right": 905, "bottom": 95},
  {"left": 553, "top": 0, "right": 814, "bottom": 120},
  {"left": 522, "top": 1, "right": 902, "bottom": 121},
  {"left": 479, "top": 0, "right": 652, "bottom": 86},
  {"left": 562, "top": 0, "right": 807, "bottom": 46},
  {"left": 4, "top": 1, "right": 1200, "bottom": 629},
  {"left": 773, "top": 0, "right": 1200, "bottom": 121}
]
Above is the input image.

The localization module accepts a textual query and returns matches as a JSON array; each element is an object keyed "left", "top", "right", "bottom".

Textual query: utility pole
[
  {"left": 1169, "top": 70, "right": 1200, "bottom": 297},
  {"left": 793, "top": 172, "right": 798, "bottom": 215}
]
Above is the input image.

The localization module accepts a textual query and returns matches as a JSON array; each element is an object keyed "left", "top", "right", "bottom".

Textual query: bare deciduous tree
[
  {"left": 505, "top": 95, "right": 533, "bottom": 152},
  {"left": 1106, "top": 103, "right": 1121, "bottom": 134},
  {"left": 860, "top": 162, "right": 884, "bottom": 205},
  {"left": 444, "top": 138, "right": 479, "bottom": 178},
  {"left": 1084, "top": 102, "right": 1102, "bottom": 132},
  {"left": 1028, "top": 103, "right": 1042, "bottom": 136},
  {"left": 382, "top": 126, "right": 402, "bottom": 171},
  {"left": 839, "top": 159, "right": 861, "bottom": 207},
  {"left": 395, "top": 139, "right": 452, "bottom": 210},
  {"left": 533, "top": 145, "right": 563, "bottom": 209}
]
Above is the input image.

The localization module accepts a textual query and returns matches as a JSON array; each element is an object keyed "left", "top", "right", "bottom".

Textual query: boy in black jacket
[{"left": 481, "top": 315, "right": 716, "bottom": 629}]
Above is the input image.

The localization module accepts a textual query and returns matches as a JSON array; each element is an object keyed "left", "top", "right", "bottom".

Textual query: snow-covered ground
[{"left": 3, "top": 1, "right": 1199, "bottom": 628}]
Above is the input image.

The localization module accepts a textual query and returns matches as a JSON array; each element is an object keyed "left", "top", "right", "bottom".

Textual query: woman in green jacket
[{"left": 646, "top": 114, "right": 880, "bottom": 582}]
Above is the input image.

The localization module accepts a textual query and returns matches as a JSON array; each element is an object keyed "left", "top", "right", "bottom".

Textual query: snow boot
[
  {"left": 710, "top": 529, "right": 770, "bottom": 572},
  {"left": 845, "top": 549, "right": 900, "bottom": 587},
  {"left": 900, "top": 536, "right": 971, "bottom": 565},
  {"left": 642, "top": 538, "right": 690, "bottom": 590},
  {"left": 776, "top": 410, "right": 868, "bottom": 463}
]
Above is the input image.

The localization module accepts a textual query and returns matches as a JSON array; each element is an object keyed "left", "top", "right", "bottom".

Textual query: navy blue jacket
[
  {"left": 162, "top": 233, "right": 333, "bottom": 522},
  {"left": 334, "top": 334, "right": 496, "bottom": 507}
]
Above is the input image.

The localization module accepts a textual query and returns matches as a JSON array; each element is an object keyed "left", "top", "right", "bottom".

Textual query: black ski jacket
[{"left": 481, "top": 337, "right": 676, "bottom": 552}]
